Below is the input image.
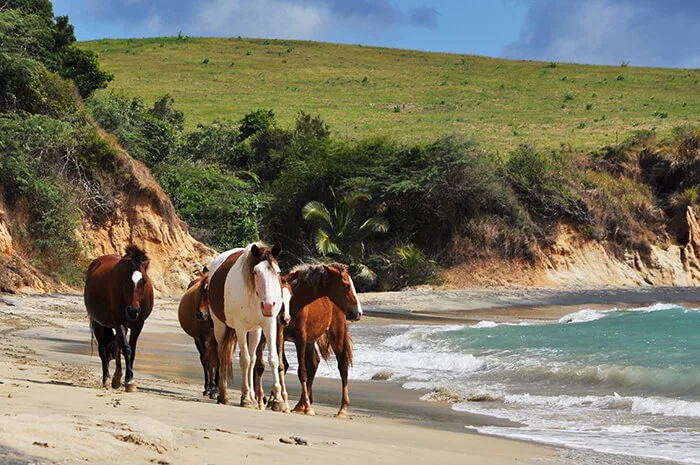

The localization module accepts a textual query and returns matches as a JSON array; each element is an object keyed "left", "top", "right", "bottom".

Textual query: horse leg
[
  {"left": 305, "top": 343, "right": 320, "bottom": 405},
  {"left": 335, "top": 350, "right": 350, "bottom": 418},
  {"left": 212, "top": 321, "right": 231, "bottom": 405},
  {"left": 195, "top": 335, "right": 210, "bottom": 397},
  {"left": 253, "top": 334, "right": 266, "bottom": 409},
  {"left": 277, "top": 328, "right": 290, "bottom": 412},
  {"left": 112, "top": 342, "right": 122, "bottom": 389},
  {"left": 293, "top": 335, "right": 314, "bottom": 415},
  {"left": 92, "top": 322, "right": 112, "bottom": 388},
  {"left": 124, "top": 322, "right": 143, "bottom": 392},
  {"left": 238, "top": 328, "right": 257, "bottom": 408},
  {"left": 263, "top": 320, "right": 285, "bottom": 413}
]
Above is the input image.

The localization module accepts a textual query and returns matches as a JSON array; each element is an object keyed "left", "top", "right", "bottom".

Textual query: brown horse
[
  {"left": 84, "top": 246, "right": 154, "bottom": 392},
  {"left": 178, "top": 268, "right": 219, "bottom": 398},
  {"left": 255, "top": 263, "right": 361, "bottom": 417}
]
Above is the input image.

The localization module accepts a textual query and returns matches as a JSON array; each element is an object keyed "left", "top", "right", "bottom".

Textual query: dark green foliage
[
  {"left": 0, "top": 53, "right": 76, "bottom": 116},
  {"left": 87, "top": 92, "right": 179, "bottom": 165},
  {"left": 238, "top": 108, "right": 275, "bottom": 141},
  {"left": 153, "top": 162, "right": 262, "bottom": 250},
  {"left": 0, "top": 1, "right": 112, "bottom": 98},
  {"left": 59, "top": 46, "right": 113, "bottom": 97},
  {"left": 504, "top": 145, "right": 590, "bottom": 224},
  {"left": 0, "top": 115, "right": 117, "bottom": 282}
]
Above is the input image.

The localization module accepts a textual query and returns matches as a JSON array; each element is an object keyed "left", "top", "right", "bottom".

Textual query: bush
[{"left": 153, "top": 162, "right": 263, "bottom": 251}]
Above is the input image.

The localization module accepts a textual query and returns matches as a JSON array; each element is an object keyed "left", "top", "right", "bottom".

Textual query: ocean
[{"left": 314, "top": 303, "right": 700, "bottom": 464}]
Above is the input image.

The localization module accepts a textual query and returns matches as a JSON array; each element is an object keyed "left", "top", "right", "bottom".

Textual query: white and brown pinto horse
[{"left": 206, "top": 242, "right": 286, "bottom": 409}]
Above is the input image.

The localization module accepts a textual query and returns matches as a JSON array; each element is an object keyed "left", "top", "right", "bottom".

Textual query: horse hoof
[
  {"left": 202, "top": 389, "right": 210, "bottom": 397},
  {"left": 124, "top": 383, "right": 137, "bottom": 393},
  {"left": 305, "top": 407, "right": 316, "bottom": 416},
  {"left": 112, "top": 379, "right": 122, "bottom": 389},
  {"left": 240, "top": 398, "right": 254, "bottom": 408},
  {"left": 269, "top": 400, "right": 285, "bottom": 412},
  {"left": 336, "top": 410, "right": 348, "bottom": 418},
  {"left": 217, "top": 395, "right": 230, "bottom": 405},
  {"left": 209, "top": 390, "right": 218, "bottom": 400}
]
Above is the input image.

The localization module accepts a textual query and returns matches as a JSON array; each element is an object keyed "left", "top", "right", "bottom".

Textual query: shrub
[{"left": 153, "top": 162, "right": 263, "bottom": 250}]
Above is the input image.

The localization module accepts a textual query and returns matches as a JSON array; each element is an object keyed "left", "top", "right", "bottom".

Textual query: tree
[{"left": 302, "top": 189, "right": 388, "bottom": 276}]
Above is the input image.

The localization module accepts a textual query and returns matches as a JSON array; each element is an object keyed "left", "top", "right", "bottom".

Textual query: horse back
[{"left": 208, "top": 249, "right": 245, "bottom": 325}]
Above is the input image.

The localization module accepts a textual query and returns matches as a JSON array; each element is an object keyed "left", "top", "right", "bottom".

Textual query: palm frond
[
  {"left": 302, "top": 201, "right": 333, "bottom": 226},
  {"left": 315, "top": 229, "right": 342, "bottom": 256}
]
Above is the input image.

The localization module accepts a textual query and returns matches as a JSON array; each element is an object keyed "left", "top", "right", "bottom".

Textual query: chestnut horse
[
  {"left": 255, "top": 263, "right": 361, "bottom": 417},
  {"left": 84, "top": 246, "right": 154, "bottom": 392},
  {"left": 205, "top": 242, "right": 286, "bottom": 409},
  {"left": 178, "top": 268, "right": 219, "bottom": 398}
]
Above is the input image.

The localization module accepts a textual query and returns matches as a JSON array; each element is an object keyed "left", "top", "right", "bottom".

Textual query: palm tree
[{"left": 302, "top": 190, "right": 388, "bottom": 275}]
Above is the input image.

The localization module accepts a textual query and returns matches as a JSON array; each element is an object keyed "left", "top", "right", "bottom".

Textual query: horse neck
[{"left": 288, "top": 280, "right": 330, "bottom": 310}]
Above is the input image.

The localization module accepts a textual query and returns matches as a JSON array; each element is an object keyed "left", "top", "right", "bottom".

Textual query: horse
[
  {"left": 178, "top": 267, "right": 220, "bottom": 399},
  {"left": 204, "top": 242, "right": 286, "bottom": 410},
  {"left": 84, "top": 245, "right": 154, "bottom": 392},
  {"left": 254, "top": 263, "right": 361, "bottom": 417}
]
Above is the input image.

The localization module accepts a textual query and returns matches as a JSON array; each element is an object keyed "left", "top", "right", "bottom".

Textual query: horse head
[
  {"left": 249, "top": 241, "right": 283, "bottom": 318},
  {"left": 278, "top": 279, "right": 292, "bottom": 327},
  {"left": 325, "top": 263, "right": 362, "bottom": 322},
  {"left": 196, "top": 267, "right": 211, "bottom": 322},
  {"left": 121, "top": 245, "right": 150, "bottom": 321}
]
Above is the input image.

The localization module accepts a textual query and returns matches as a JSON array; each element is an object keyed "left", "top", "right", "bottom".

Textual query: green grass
[{"left": 80, "top": 36, "right": 700, "bottom": 151}]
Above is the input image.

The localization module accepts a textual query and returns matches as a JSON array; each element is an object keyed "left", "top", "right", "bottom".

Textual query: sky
[{"left": 50, "top": 0, "right": 700, "bottom": 68}]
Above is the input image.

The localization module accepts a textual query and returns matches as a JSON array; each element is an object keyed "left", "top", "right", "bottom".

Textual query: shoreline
[{"left": 2, "top": 287, "right": 699, "bottom": 464}]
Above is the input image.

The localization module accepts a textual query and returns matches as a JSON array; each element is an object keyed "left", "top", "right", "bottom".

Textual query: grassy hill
[{"left": 80, "top": 36, "right": 700, "bottom": 152}]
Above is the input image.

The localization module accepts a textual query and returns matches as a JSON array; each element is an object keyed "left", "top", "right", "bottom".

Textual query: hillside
[{"left": 80, "top": 37, "right": 700, "bottom": 152}]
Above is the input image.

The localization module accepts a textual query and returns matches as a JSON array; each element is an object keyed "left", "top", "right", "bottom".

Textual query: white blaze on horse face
[
  {"left": 281, "top": 287, "right": 292, "bottom": 324},
  {"left": 253, "top": 261, "right": 282, "bottom": 318},
  {"left": 132, "top": 271, "right": 143, "bottom": 286},
  {"left": 348, "top": 275, "right": 362, "bottom": 317}
]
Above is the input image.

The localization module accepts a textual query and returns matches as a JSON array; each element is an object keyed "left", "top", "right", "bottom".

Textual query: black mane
[{"left": 124, "top": 245, "right": 149, "bottom": 268}]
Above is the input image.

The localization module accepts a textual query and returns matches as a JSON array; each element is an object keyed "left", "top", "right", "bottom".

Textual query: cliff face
[
  {"left": 443, "top": 207, "right": 700, "bottom": 289},
  {"left": 1, "top": 138, "right": 215, "bottom": 297},
  {"left": 75, "top": 145, "right": 216, "bottom": 296}
]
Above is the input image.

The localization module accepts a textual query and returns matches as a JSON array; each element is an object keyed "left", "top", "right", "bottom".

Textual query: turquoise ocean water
[{"left": 315, "top": 303, "right": 700, "bottom": 463}]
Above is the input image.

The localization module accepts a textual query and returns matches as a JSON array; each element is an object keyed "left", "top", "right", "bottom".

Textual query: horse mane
[
  {"left": 287, "top": 262, "right": 347, "bottom": 291},
  {"left": 124, "top": 245, "right": 149, "bottom": 269},
  {"left": 240, "top": 242, "right": 277, "bottom": 297}
]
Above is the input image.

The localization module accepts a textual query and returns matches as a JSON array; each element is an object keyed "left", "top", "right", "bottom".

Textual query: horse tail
[
  {"left": 207, "top": 326, "right": 236, "bottom": 384},
  {"left": 317, "top": 332, "right": 332, "bottom": 361}
]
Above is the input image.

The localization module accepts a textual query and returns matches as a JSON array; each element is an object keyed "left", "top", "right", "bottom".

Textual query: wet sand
[{"left": 2, "top": 287, "right": 699, "bottom": 464}]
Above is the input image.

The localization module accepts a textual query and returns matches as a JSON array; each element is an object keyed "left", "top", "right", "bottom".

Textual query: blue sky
[{"left": 50, "top": 0, "right": 700, "bottom": 68}]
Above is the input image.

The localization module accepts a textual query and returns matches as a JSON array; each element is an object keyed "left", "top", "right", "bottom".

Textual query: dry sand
[{"left": 3, "top": 286, "right": 698, "bottom": 464}]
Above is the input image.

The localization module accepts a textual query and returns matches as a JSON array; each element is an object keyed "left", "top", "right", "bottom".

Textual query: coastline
[{"left": 2, "top": 286, "right": 699, "bottom": 464}]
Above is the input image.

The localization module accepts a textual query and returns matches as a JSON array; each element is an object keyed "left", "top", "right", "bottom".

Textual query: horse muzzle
[
  {"left": 260, "top": 301, "right": 276, "bottom": 318},
  {"left": 346, "top": 307, "right": 361, "bottom": 322},
  {"left": 126, "top": 306, "right": 141, "bottom": 320},
  {"left": 278, "top": 313, "right": 290, "bottom": 327}
]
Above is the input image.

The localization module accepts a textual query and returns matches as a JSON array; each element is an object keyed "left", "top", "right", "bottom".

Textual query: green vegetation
[
  {"left": 79, "top": 37, "right": 699, "bottom": 151},
  {"left": 302, "top": 190, "right": 388, "bottom": 278},
  {"left": 5, "top": 13, "right": 700, "bottom": 290},
  {"left": 0, "top": 1, "right": 116, "bottom": 283}
]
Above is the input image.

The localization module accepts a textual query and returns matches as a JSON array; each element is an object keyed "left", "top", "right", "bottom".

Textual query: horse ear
[
  {"left": 251, "top": 244, "right": 261, "bottom": 258},
  {"left": 271, "top": 241, "right": 282, "bottom": 259},
  {"left": 202, "top": 265, "right": 209, "bottom": 274}
]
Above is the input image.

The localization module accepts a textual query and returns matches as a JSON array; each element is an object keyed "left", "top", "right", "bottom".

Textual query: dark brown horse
[
  {"left": 178, "top": 268, "right": 219, "bottom": 398},
  {"left": 255, "top": 263, "right": 361, "bottom": 417},
  {"left": 84, "top": 246, "right": 154, "bottom": 392}
]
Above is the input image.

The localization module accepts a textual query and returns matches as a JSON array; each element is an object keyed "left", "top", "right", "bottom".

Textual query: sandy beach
[{"left": 2, "top": 287, "right": 700, "bottom": 465}]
